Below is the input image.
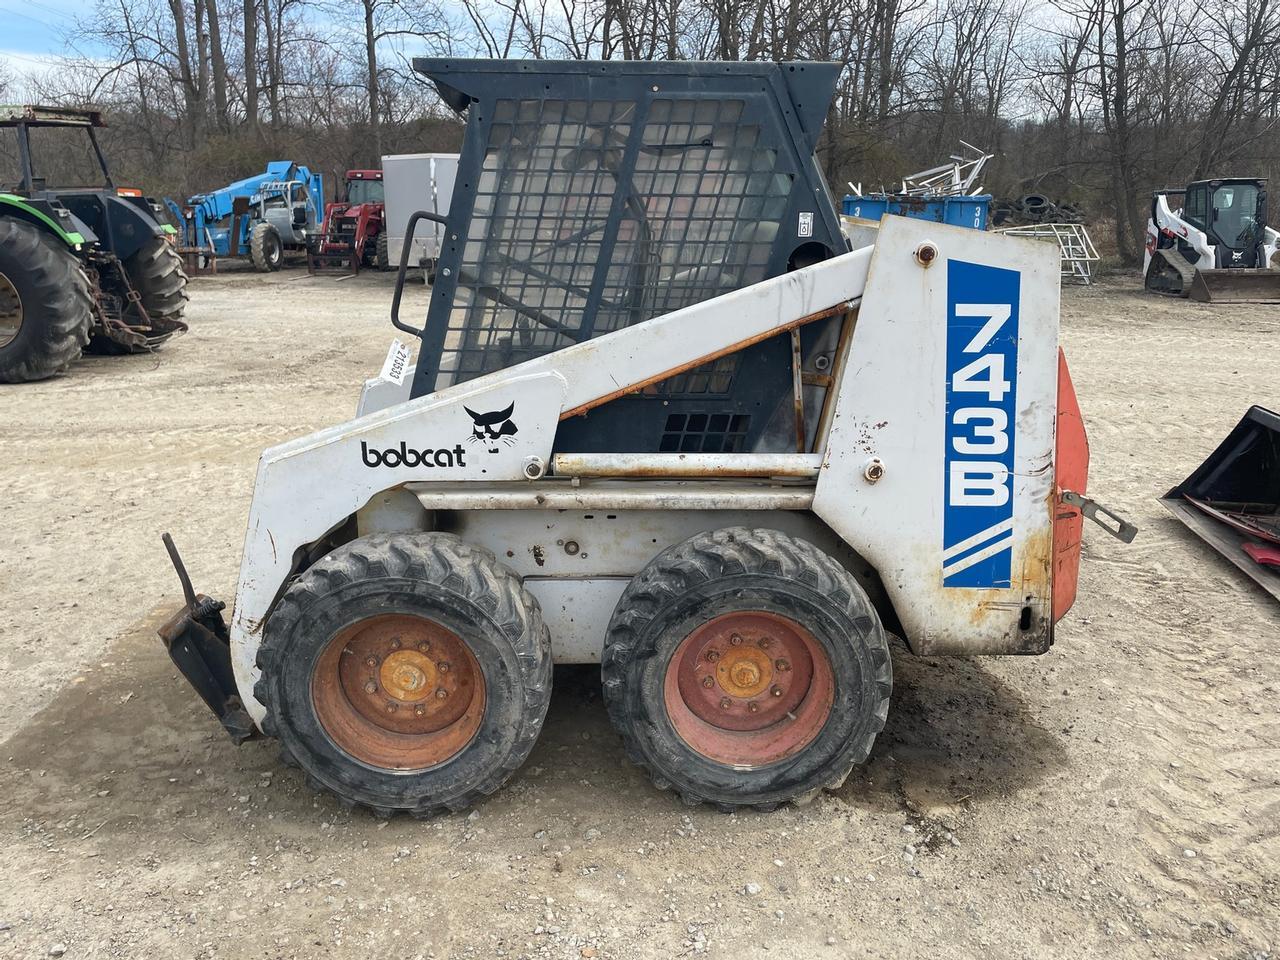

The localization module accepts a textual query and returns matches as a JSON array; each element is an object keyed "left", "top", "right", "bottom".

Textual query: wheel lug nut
[
  {"left": 365, "top": 656, "right": 378, "bottom": 667},
  {"left": 415, "top": 705, "right": 426, "bottom": 717},
  {"left": 729, "top": 634, "right": 743, "bottom": 646},
  {"left": 719, "top": 697, "right": 732, "bottom": 710},
  {"left": 438, "top": 661, "right": 451, "bottom": 673},
  {"left": 758, "top": 638, "right": 771, "bottom": 649},
  {"left": 436, "top": 688, "right": 448, "bottom": 700},
  {"left": 748, "top": 702, "right": 759, "bottom": 713},
  {"left": 364, "top": 680, "right": 377, "bottom": 694},
  {"left": 776, "top": 658, "right": 791, "bottom": 672},
  {"left": 706, "top": 650, "right": 720, "bottom": 663},
  {"left": 385, "top": 702, "right": 398, "bottom": 713},
  {"left": 701, "top": 676, "right": 715, "bottom": 688},
  {"left": 390, "top": 637, "right": 402, "bottom": 649},
  {"left": 770, "top": 685, "right": 783, "bottom": 697},
  {"left": 418, "top": 641, "right": 431, "bottom": 652}
]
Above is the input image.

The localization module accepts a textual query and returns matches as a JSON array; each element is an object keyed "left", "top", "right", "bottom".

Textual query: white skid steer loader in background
[
  {"left": 1144, "top": 178, "right": 1280, "bottom": 303},
  {"left": 158, "top": 59, "right": 1135, "bottom": 817}
]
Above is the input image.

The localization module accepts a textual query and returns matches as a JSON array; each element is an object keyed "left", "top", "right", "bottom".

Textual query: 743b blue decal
[{"left": 943, "top": 260, "right": 1020, "bottom": 588}]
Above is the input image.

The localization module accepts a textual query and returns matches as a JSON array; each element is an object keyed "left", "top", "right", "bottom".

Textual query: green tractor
[{"left": 0, "top": 105, "right": 189, "bottom": 383}]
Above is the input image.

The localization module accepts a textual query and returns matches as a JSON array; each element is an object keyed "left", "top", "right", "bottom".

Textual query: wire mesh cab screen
[{"left": 409, "top": 59, "right": 845, "bottom": 453}]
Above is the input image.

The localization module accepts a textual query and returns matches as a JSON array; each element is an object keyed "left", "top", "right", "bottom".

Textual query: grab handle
[{"left": 390, "top": 209, "right": 449, "bottom": 337}]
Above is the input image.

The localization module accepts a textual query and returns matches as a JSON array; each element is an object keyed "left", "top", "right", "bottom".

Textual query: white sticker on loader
[
  {"left": 798, "top": 212, "right": 814, "bottom": 238},
  {"left": 380, "top": 338, "right": 412, "bottom": 385},
  {"left": 942, "top": 260, "right": 1020, "bottom": 589}
]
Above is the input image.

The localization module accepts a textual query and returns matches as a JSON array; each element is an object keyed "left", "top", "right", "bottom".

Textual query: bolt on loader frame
[{"left": 161, "top": 60, "right": 1134, "bottom": 816}]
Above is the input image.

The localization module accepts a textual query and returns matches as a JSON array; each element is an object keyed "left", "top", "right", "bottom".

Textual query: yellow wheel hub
[
  {"left": 715, "top": 646, "right": 774, "bottom": 698},
  {"left": 379, "top": 649, "right": 438, "bottom": 701}
]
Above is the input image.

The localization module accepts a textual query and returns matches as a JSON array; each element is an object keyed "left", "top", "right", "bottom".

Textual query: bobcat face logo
[{"left": 465, "top": 402, "right": 518, "bottom": 453}]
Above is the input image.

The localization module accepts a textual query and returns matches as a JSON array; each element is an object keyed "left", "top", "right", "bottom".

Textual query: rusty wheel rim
[
  {"left": 663, "top": 611, "right": 834, "bottom": 767},
  {"left": 311, "top": 614, "right": 486, "bottom": 770},
  {"left": 0, "top": 274, "right": 22, "bottom": 350}
]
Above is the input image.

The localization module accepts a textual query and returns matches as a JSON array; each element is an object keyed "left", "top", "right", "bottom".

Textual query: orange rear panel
[{"left": 1052, "top": 349, "right": 1089, "bottom": 622}]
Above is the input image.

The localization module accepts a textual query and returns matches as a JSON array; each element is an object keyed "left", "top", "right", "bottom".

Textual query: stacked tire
[{"left": 993, "top": 195, "right": 1086, "bottom": 226}]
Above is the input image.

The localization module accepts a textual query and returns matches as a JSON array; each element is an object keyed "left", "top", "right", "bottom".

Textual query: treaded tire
[
  {"left": 254, "top": 532, "right": 552, "bottom": 816},
  {"left": 0, "top": 218, "right": 93, "bottom": 383},
  {"left": 375, "top": 232, "right": 391, "bottom": 271},
  {"left": 602, "top": 527, "right": 891, "bottom": 811},
  {"left": 249, "top": 223, "right": 283, "bottom": 272},
  {"left": 127, "top": 236, "right": 189, "bottom": 324}
]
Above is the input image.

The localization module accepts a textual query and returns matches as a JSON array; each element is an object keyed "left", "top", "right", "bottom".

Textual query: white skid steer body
[
  {"left": 1144, "top": 189, "right": 1280, "bottom": 302},
  {"left": 221, "top": 217, "right": 1104, "bottom": 727}
]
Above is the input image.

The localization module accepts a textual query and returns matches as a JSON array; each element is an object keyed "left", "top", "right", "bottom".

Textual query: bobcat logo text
[{"left": 360, "top": 441, "right": 467, "bottom": 469}]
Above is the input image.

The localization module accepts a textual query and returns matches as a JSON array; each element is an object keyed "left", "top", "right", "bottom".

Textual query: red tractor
[{"left": 308, "top": 169, "right": 389, "bottom": 275}]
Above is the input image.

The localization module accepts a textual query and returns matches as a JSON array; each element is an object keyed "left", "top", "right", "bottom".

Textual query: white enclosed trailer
[{"left": 381, "top": 152, "right": 458, "bottom": 270}]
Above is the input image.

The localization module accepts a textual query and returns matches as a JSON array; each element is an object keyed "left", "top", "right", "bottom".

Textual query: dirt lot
[{"left": 0, "top": 266, "right": 1276, "bottom": 960}]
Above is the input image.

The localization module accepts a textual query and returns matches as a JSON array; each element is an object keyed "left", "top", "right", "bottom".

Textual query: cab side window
[{"left": 1184, "top": 186, "right": 1207, "bottom": 230}]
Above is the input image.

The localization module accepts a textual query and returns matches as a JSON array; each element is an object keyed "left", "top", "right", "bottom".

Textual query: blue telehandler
[{"left": 166, "top": 162, "right": 325, "bottom": 272}]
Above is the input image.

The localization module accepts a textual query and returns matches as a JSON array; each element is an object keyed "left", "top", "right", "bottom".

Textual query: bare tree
[{"left": 29, "top": 0, "right": 1280, "bottom": 265}]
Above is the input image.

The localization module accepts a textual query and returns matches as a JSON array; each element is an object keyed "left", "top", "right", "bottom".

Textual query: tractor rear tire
[
  {"left": 375, "top": 232, "right": 391, "bottom": 271},
  {"left": 86, "top": 236, "right": 191, "bottom": 356},
  {"left": 128, "top": 236, "right": 189, "bottom": 323},
  {"left": 602, "top": 527, "right": 891, "bottom": 811},
  {"left": 0, "top": 218, "right": 93, "bottom": 383},
  {"left": 249, "top": 223, "right": 283, "bottom": 272},
  {"left": 255, "top": 532, "right": 552, "bottom": 816}
]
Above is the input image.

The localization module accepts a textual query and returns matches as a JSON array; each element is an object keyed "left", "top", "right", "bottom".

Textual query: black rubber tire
[
  {"left": 249, "top": 222, "right": 283, "bottom": 272},
  {"left": 126, "top": 236, "right": 189, "bottom": 323},
  {"left": 254, "top": 532, "right": 552, "bottom": 816},
  {"left": 0, "top": 217, "right": 93, "bottom": 383},
  {"left": 375, "top": 232, "right": 391, "bottom": 271},
  {"left": 602, "top": 527, "right": 891, "bottom": 811}
]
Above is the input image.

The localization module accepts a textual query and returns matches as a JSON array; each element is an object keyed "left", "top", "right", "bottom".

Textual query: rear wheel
[
  {"left": 0, "top": 218, "right": 93, "bottom": 383},
  {"left": 602, "top": 527, "right": 891, "bottom": 810},
  {"left": 85, "top": 236, "right": 192, "bottom": 354},
  {"left": 127, "top": 236, "right": 189, "bottom": 323},
  {"left": 255, "top": 532, "right": 552, "bottom": 816},
  {"left": 249, "top": 223, "right": 283, "bottom": 272}
]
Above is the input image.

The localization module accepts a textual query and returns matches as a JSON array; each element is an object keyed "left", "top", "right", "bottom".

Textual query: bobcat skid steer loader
[
  {"left": 158, "top": 59, "right": 1135, "bottom": 816},
  {"left": 1144, "top": 178, "right": 1280, "bottom": 303}
]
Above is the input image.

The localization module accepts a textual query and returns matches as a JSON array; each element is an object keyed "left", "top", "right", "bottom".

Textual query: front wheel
[
  {"left": 255, "top": 533, "right": 552, "bottom": 816},
  {"left": 249, "top": 223, "right": 283, "bottom": 272},
  {"left": 375, "top": 232, "right": 391, "bottom": 271},
  {"left": 602, "top": 527, "right": 891, "bottom": 811}
]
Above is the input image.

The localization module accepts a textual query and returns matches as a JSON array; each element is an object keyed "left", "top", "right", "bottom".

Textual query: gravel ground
[{"left": 0, "top": 266, "right": 1276, "bottom": 959}]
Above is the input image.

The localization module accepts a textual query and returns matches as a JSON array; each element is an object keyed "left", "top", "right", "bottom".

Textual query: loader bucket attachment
[
  {"left": 1159, "top": 406, "right": 1280, "bottom": 600},
  {"left": 1188, "top": 268, "right": 1280, "bottom": 303}
]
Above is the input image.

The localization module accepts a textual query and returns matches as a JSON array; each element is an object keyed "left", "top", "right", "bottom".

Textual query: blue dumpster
[{"left": 842, "top": 193, "right": 992, "bottom": 231}]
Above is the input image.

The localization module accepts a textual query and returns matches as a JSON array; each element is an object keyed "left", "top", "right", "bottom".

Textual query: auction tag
[{"left": 380, "top": 338, "right": 412, "bottom": 385}]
